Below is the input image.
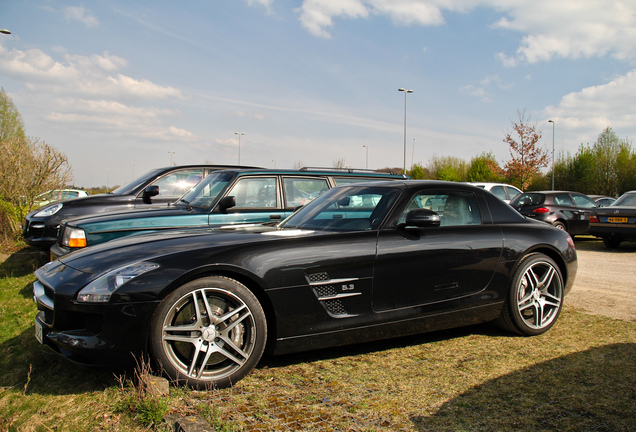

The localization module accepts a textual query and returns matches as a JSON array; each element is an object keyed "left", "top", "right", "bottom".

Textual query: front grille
[
  {"left": 84, "top": 314, "right": 104, "bottom": 334},
  {"left": 26, "top": 221, "right": 46, "bottom": 238}
]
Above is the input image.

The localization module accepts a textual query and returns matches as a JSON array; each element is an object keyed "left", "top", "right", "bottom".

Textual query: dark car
[
  {"left": 509, "top": 191, "right": 597, "bottom": 235},
  {"left": 33, "top": 180, "right": 577, "bottom": 389},
  {"left": 587, "top": 195, "right": 616, "bottom": 208},
  {"left": 589, "top": 190, "right": 636, "bottom": 248},
  {"left": 23, "top": 165, "right": 251, "bottom": 248},
  {"left": 50, "top": 168, "right": 408, "bottom": 259}
]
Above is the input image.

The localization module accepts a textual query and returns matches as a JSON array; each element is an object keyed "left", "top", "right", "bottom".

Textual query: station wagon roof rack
[{"left": 299, "top": 167, "right": 403, "bottom": 175}]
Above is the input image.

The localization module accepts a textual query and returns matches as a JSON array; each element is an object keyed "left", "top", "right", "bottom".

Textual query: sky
[{"left": 1, "top": 0, "right": 636, "bottom": 188}]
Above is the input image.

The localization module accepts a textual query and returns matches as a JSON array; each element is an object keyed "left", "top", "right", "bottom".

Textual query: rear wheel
[
  {"left": 552, "top": 221, "right": 566, "bottom": 231},
  {"left": 150, "top": 276, "right": 267, "bottom": 389},
  {"left": 496, "top": 253, "right": 564, "bottom": 336}
]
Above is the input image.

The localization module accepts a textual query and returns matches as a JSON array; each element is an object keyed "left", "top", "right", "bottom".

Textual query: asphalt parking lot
[{"left": 568, "top": 237, "right": 636, "bottom": 321}]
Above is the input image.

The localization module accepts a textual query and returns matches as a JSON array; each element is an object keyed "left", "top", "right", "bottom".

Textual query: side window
[
  {"left": 490, "top": 186, "right": 507, "bottom": 200},
  {"left": 505, "top": 186, "right": 521, "bottom": 200},
  {"left": 227, "top": 177, "right": 278, "bottom": 208},
  {"left": 553, "top": 194, "right": 574, "bottom": 206},
  {"left": 399, "top": 191, "right": 481, "bottom": 226},
  {"left": 572, "top": 194, "right": 596, "bottom": 208},
  {"left": 151, "top": 169, "right": 204, "bottom": 199},
  {"left": 283, "top": 177, "right": 329, "bottom": 208}
]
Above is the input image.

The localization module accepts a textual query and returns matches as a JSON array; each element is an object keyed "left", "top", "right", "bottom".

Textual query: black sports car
[
  {"left": 589, "top": 190, "right": 636, "bottom": 248},
  {"left": 33, "top": 181, "right": 577, "bottom": 388}
]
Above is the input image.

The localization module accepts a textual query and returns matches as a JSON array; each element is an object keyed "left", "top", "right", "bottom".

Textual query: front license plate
[
  {"left": 608, "top": 217, "right": 628, "bottom": 223},
  {"left": 35, "top": 320, "right": 43, "bottom": 344}
]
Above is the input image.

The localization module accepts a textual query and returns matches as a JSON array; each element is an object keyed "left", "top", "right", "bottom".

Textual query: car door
[
  {"left": 372, "top": 189, "right": 504, "bottom": 311},
  {"left": 208, "top": 176, "right": 284, "bottom": 225}
]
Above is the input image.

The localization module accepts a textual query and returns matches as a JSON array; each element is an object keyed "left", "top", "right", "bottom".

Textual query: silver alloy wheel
[
  {"left": 160, "top": 287, "right": 257, "bottom": 382},
  {"left": 515, "top": 259, "right": 563, "bottom": 330}
]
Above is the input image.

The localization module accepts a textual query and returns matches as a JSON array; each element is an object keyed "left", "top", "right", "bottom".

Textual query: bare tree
[
  {"left": 503, "top": 110, "right": 549, "bottom": 190},
  {"left": 0, "top": 89, "right": 73, "bottom": 241}
]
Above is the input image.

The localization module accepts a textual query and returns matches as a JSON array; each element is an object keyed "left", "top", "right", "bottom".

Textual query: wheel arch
[
  {"left": 518, "top": 245, "right": 569, "bottom": 287},
  {"left": 151, "top": 264, "right": 279, "bottom": 353}
]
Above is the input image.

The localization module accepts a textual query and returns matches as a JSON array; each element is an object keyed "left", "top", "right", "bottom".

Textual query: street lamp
[
  {"left": 398, "top": 88, "right": 413, "bottom": 174},
  {"left": 362, "top": 145, "right": 368, "bottom": 169},
  {"left": 168, "top": 151, "right": 175, "bottom": 166},
  {"left": 548, "top": 120, "right": 555, "bottom": 190},
  {"left": 235, "top": 132, "right": 245, "bottom": 165},
  {"left": 0, "top": 29, "right": 11, "bottom": 35}
]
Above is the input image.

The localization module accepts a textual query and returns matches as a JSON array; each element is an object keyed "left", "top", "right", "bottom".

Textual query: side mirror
[
  {"left": 403, "top": 208, "right": 441, "bottom": 228},
  {"left": 218, "top": 196, "right": 236, "bottom": 213},
  {"left": 142, "top": 185, "right": 160, "bottom": 204}
]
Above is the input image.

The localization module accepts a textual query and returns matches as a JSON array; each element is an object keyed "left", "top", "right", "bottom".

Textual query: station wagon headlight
[
  {"left": 77, "top": 262, "right": 160, "bottom": 303},
  {"left": 62, "top": 226, "right": 87, "bottom": 248},
  {"left": 34, "top": 203, "right": 63, "bottom": 217}
]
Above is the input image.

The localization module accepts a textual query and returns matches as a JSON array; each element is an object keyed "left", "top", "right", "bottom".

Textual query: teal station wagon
[{"left": 50, "top": 167, "right": 407, "bottom": 259}]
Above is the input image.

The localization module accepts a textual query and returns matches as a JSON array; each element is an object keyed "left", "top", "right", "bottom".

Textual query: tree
[
  {"left": 467, "top": 152, "right": 503, "bottom": 182},
  {"left": 503, "top": 110, "right": 549, "bottom": 191},
  {"left": 0, "top": 88, "right": 73, "bottom": 242},
  {"left": 430, "top": 155, "right": 468, "bottom": 182}
]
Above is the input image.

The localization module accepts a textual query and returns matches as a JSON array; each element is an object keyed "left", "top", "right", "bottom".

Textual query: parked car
[
  {"left": 23, "top": 165, "right": 251, "bottom": 248},
  {"left": 509, "top": 191, "right": 597, "bottom": 235},
  {"left": 589, "top": 190, "right": 636, "bottom": 248},
  {"left": 50, "top": 168, "right": 407, "bottom": 259},
  {"left": 35, "top": 189, "right": 90, "bottom": 207},
  {"left": 33, "top": 180, "right": 577, "bottom": 389},
  {"left": 587, "top": 195, "right": 616, "bottom": 207},
  {"left": 468, "top": 182, "right": 522, "bottom": 203}
]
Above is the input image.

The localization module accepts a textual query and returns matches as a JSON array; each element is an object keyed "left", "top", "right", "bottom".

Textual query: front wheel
[
  {"left": 149, "top": 276, "right": 267, "bottom": 389},
  {"left": 496, "top": 253, "right": 564, "bottom": 336}
]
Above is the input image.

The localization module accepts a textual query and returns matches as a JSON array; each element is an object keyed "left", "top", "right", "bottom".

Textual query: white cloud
[
  {"left": 288, "top": 0, "right": 636, "bottom": 64},
  {"left": 544, "top": 69, "right": 636, "bottom": 147},
  {"left": 63, "top": 6, "right": 99, "bottom": 28},
  {"left": 0, "top": 44, "right": 194, "bottom": 143}
]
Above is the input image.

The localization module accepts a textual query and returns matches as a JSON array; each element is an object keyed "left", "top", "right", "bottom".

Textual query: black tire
[
  {"left": 496, "top": 253, "right": 564, "bottom": 336},
  {"left": 149, "top": 276, "right": 267, "bottom": 389},
  {"left": 552, "top": 221, "right": 566, "bottom": 231},
  {"left": 602, "top": 237, "right": 621, "bottom": 249}
]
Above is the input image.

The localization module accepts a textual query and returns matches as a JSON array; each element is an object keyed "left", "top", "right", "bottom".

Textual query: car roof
[{"left": 215, "top": 167, "right": 408, "bottom": 178}]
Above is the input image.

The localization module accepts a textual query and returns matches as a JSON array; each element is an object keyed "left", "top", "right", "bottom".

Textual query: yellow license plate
[{"left": 608, "top": 217, "right": 628, "bottom": 223}]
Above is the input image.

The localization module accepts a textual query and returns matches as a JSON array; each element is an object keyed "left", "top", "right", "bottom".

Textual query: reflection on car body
[{"left": 33, "top": 180, "right": 577, "bottom": 389}]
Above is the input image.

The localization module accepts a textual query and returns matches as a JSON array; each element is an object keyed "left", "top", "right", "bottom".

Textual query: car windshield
[
  {"left": 110, "top": 168, "right": 165, "bottom": 195},
  {"left": 178, "top": 171, "right": 236, "bottom": 208},
  {"left": 280, "top": 185, "right": 401, "bottom": 231},
  {"left": 613, "top": 193, "right": 636, "bottom": 206}
]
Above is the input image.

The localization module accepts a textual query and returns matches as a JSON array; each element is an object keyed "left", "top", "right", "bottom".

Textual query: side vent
[{"left": 307, "top": 272, "right": 361, "bottom": 318}]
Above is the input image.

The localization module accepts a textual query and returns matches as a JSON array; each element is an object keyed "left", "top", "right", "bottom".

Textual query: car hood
[{"left": 56, "top": 224, "right": 318, "bottom": 274}]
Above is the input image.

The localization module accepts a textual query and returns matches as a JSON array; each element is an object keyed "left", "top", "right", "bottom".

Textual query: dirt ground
[{"left": 566, "top": 237, "right": 636, "bottom": 322}]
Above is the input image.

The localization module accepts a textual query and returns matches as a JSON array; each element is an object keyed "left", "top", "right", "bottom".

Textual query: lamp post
[
  {"left": 235, "top": 132, "right": 245, "bottom": 165},
  {"left": 398, "top": 88, "right": 413, "bottom": 174},
  {"left": 548, "top": 120, "right": 555, "bottom": 190},
  {"left": 362, "top": 145, "right": 368, "bottom": 169},
  {"left": 0, "top": 29, "right": 11, "bottom": 35}
]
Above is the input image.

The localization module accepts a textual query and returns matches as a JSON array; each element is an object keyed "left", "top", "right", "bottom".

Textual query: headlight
[
  {"left": 76, "top": 262, "right": 160, "bottom": 303},
  {"left": 62, "top": 226, "right": 87, "bottom": 248},
  {"left": 34, "top": 203, "right": 63, "bottom": 217}
]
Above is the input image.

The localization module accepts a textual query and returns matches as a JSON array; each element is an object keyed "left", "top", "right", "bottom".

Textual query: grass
[{"left": 0, "top": 245, "right": 634, "bottom": 431}]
